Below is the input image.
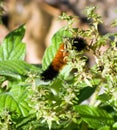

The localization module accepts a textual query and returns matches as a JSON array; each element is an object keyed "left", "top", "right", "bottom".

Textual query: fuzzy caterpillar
[{"left": 41, "top": 37, "right": 87, "bottom": 81}]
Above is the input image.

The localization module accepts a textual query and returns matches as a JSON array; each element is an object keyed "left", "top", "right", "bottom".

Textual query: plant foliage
[{"left": 0, "top": 7, "right": 117, "bottom": 130}]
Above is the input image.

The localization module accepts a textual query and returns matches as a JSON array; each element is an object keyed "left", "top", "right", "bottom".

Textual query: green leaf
[
  {"left": 9, "top": 86, "right": 31, "bottom": 116},
  {"left": 59, "top": 64, "right": 72, "bottom": 79},
  {"left": 50, "top": 78, "right": 63, "bottom": 96},
  {"left": 74, "top": 105, "right": 113, "bottom": 129},
  {"left": 0, "top": 60, "right": 39, "bottom": 79},
  {"left": 78, "top": 86, "right": 96, "bottom": 104},
  {"left": 42, "top": 27, "right": 73, "bottom": 70},
  {"left": 113, "top": 122, "right": 117, "bottom": 128},
  {"left": 0, "top": 93, "right": 22, "bottom": 116},
  {"left": 97, "top": 93, "right": 111, "bottom": 103},
  {"left": 0, "top": 85, "right": 31, "bottom": 117},
  {"left": 16, "top": 114, "right": 36, "bottom": 128},
  {"left": 0, "top": 24, "right": 26, "bottom": 61},
  {"left": 98, "top": 126, "right": 110, "bottom": 130}
]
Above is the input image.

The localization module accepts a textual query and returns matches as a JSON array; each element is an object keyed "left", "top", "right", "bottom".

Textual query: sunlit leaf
[
  {"left": 0, "top": 24, "right": 26, "bottom": 61},
  {"left": 0, "top": 60, "right": 39, "bottom": 79},
  {"left": 74, "top": 105, "right": 113, "bottom": 129},
  {"left": 0, "top": 85, "right": 31, "bottom": 117}
]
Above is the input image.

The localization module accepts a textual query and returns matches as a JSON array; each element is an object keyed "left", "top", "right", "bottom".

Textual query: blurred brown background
[{"left": 0, "top": 0, "right": 117, "bottom": 64}]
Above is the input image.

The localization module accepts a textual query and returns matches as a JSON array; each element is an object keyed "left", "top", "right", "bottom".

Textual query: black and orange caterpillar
[{"left": 41, "top": 37, "right": 87, "bottom": 81}]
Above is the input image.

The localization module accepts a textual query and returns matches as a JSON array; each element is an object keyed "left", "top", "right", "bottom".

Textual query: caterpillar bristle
[
  {"left": 72, "top": 37, "right": 87, "bottom": 51},
  {"left": 40, "top": 64, "right": 59, "bottom": 81}
]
